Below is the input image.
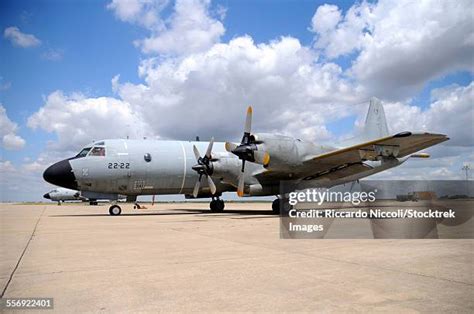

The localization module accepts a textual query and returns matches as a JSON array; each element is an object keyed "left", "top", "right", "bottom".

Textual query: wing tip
[
  {"left": 411, "top": 153, "right": 430, "bottom": 158},
  {"left": 394, "top": 131, "right": 412, "bottom": 138},
  {"left": 396, "top": 131, "right": 450, "bottom": 143}
]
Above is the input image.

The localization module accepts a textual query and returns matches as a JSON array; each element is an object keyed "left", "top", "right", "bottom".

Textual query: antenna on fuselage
[{"left": 196, "top": 136, "right": 200, "bottom": 141}]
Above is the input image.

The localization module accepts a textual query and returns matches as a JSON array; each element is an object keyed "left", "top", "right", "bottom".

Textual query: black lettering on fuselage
[{"left": 107, "top": 162, "right": 130, "bottom": 169}]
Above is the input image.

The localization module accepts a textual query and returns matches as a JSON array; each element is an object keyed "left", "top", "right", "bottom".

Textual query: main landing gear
[
  {"left": 210, "top": 197, "right": 225, "bottom": 213},
  {"left": 272, "top": 199, "right": 280, "bottom": 215},
  {"left": 272, "top": 197, "right": 290, "bottom": 215}
]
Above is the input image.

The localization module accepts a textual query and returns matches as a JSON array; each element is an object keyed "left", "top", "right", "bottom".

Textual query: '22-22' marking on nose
[{"left": 108, "top": 162, "right": 130, "bottom": 169}]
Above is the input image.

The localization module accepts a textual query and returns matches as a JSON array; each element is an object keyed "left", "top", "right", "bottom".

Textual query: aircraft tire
[
  {"left": 272, "top": 198, "right": 290, "bottom": 215},
  {"left": 210, "top": 200, "right": 224, "bottom": 212},
  {"left": 109, "top": 205, "right": 122, "bottom": 216},
  {"left": 272, "top": 199, "right": 280, "bottom": 215},
  {"left": 216, "top": 200, "right": 225, "bottom": 212}
]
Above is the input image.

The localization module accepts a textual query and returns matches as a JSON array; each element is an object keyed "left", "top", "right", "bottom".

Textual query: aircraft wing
[
  {"left": 307, "top": 131, "right": 447, "bottom": 163},
  {"left": 255, "top": 132, "right": 449, "bottom": 183}
]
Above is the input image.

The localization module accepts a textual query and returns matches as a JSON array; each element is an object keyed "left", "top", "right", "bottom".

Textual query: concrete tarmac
[{"left": 1, "top": 203, "right": 473, "bottom": 313}]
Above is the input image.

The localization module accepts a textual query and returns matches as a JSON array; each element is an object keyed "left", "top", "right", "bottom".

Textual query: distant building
[{"left": 396, "top": 191, "right": 436, "bottom": 202}]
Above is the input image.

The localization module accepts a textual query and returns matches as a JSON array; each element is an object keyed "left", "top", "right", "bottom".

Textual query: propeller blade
[
  {"left": 241, "top": 159, "right": 246, "bottom": 172},
  {"left": 193, "top": 145, "right": 201, "bottom": 161},
  {"left": 205, "top": 137, "right": 214, "bottom": 159},
  {"left": 237, "top": 173, "right": 245, "bottom": 197},
  {"left": 254, "top": 151, "right": 270, "bottom": 166},
  {"left": 244, "top": 106, "right": 252, "bottom": 134},
  {"left": 207, "top": 175, "right": 217, "bottom": 195},
  {"left": 193, "top": 174, "right": 202, "bottom": 198},
  {"left": 225, "top": 142, "right": 238, "bottom": 152},
  {"left": 349, "top": 181, "right": 356, "bottom": 192}
]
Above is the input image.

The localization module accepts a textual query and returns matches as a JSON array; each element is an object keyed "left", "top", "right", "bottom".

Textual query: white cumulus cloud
[
  {"left": 113, "top": 35, "right": 362, "bottom": 142},
  {"left": 4, "top": 26, "right": 41, "bottom": 48},
  {"left": 0, "top": 105, "right": 26, "bottom": 150},
  {"left": 107, "top": 0, "right": 168, "bottom": 29},
  {"left": 310, "top": 0, "right": 474, "bottom": 98},
  {"left": 138, "top": 0, "right": 225, "bottom": 55},
  {"left": 108, "top": 0, "right": 225, "bottom": 55},
  {"left": 27, "top": 91, "right": 151, "bottom": 151},
  {"left": 384, "top": 84, "right": 473, "bottom": 146}
]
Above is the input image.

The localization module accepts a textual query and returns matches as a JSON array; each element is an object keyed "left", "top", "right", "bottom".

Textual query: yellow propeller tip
[
  {"left": 237, "top": 190, "right": 244, "bottom": 197},
  {"left": 247, "top": 106, "right": 252, "bottom": 114}
]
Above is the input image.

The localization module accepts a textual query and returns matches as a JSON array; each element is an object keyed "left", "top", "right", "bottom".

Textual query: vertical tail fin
[{"left": 362, "top": 97, "right": 389, "bottom": 140}]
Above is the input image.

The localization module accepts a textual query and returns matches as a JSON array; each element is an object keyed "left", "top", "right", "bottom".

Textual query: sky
[{"left": 0, "top": 0, "right": 473, "bottom": 201}]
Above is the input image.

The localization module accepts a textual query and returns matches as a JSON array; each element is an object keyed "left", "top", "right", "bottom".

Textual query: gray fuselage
[{"left": 70, "top": 140, "right": 244, "bottom": 196}]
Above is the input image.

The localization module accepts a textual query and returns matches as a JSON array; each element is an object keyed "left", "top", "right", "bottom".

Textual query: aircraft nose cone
[
  {"left": 43, "top": 193, "right": 51, "bottom": 199},
  {"left": 43, "top": 159, "right": 77, "bottom": 190}
]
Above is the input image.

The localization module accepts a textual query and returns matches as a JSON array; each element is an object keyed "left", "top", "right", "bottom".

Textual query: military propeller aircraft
[
  {"left": 43, "top": 187, "right": 119, "bottom": 205},
  {"left": 43, "top": 98, "right": 448, "bottom": 215},
  {"left": 43, "top": 187, "right": 85, "bottom": 205}
]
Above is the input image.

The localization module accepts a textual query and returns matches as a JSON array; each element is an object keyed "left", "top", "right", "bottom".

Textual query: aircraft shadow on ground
[{"left": 50, "top": 208, "right": 277, "bottom": 217}]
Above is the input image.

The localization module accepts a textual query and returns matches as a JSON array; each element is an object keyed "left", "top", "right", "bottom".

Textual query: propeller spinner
[
  {"left": 192, "top": 138, "right": 217, "bottom": 198},
  {"left": 225, "top": 106, "right": 270, "bottom": 196}
]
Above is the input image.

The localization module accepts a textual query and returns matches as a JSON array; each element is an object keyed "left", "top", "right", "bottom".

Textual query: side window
[
  {"left": 89, "top": 147, "right": 106, "bottom": 157},
  {"left": 76, "top": 147, "right": 92, "bottom": 158},
  {"left": 144, "top": 153, "right": 152, "bottom": 162}
]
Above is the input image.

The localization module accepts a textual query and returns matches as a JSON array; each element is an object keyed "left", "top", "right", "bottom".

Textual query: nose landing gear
[
  {"left": 109, "top": 204, "right": 122, "bottom": 216},
  {"left": 210, "top": 198, "right": 225, "bottom": 213}
]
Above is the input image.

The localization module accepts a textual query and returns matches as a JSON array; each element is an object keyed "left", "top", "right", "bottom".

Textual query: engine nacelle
[{"left": 253, "top": 133, "right": 304, "bottom": 169}]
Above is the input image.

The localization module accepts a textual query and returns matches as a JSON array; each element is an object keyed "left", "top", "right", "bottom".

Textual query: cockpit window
[
  {"left": 89, "top": 146, "right": 106, "bottom": 157},
  {"left": 76, "top": 147, "right": 92, "bottom": 158}
]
